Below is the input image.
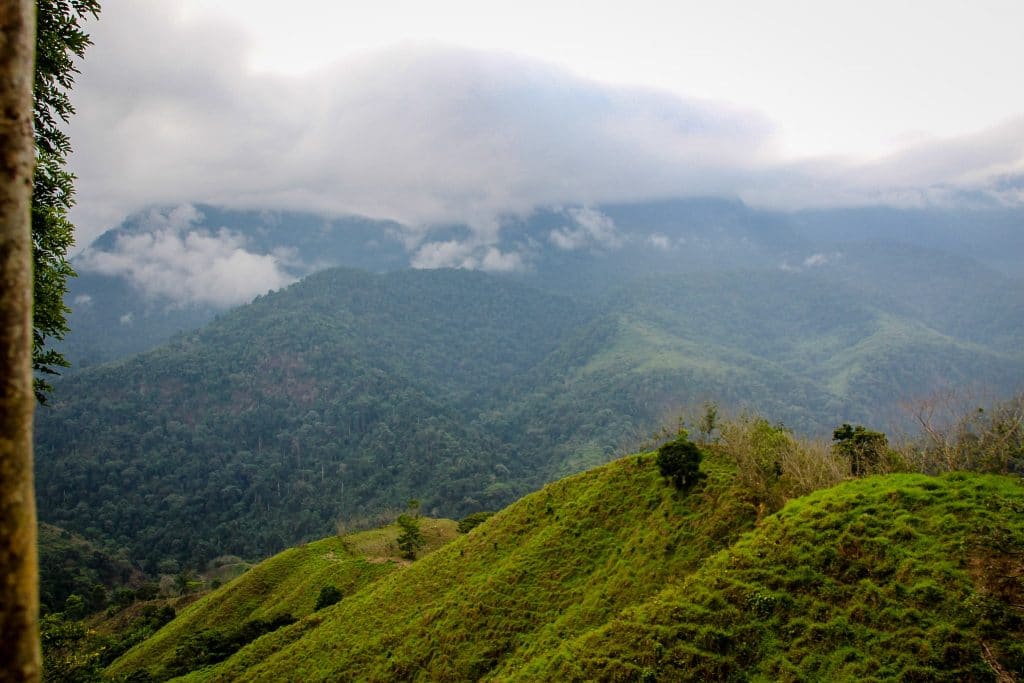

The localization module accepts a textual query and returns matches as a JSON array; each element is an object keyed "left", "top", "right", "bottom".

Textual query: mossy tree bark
[{"left": 0, "top": 0, "right": 39, "bottom": 680}]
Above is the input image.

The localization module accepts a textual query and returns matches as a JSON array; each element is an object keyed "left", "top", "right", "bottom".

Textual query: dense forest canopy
[{"left": 35, "top": 256, "right": 1024, "bottom": 572}]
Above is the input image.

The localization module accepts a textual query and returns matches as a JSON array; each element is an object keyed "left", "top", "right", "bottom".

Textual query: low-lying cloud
[
  {"left": 410, "top": 240, "right": 525, "bottom": 272},
  {"left": 68, "top": 2, "right": 771, "bottom": 248},
  {"left": 646, "top": 233, "right": 675, "bottom": 250},
  {"left": 780, "top": 251, "right": 843, "bottom": 273},
  {"left": 549, "top": 208, "right": 623, "bottom": 251},
  {"left": 79, "top": 205, "right": 296, "bottom": 307},
  {"left": 746, "top": 116, "right": 1024, "bottom": 209},
  {"left": 68, "top": 2, "right": 1024, "bottom": 252}
]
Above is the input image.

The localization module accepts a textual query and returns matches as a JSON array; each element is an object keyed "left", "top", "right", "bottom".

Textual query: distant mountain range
[
  {"left": 36, "top": 197, "right": 1024, "bottom": 569},
  {"left": 60, "top": 198, "right": 1024, "bottom": 369}
]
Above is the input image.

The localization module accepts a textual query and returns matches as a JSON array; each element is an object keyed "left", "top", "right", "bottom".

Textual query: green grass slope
[
  {"left": 106, "top": 453, "right": 1024, "bottom": 682},
  {"left": 118, "top": 453, "right": 755, "bottom": 681},
  {"left": 522, "top": 472, "right": 1024, "bottom": 681},
  {"left": 108, "top": 520, "right": 458, "bottom": 680}
]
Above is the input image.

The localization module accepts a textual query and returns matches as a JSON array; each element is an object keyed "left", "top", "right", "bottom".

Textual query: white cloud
[
  {"left": 780, "top": 251, "right": 842, "bottom": 272},
  {"left": 479, "top": 247, "right": 524, "bottom": 272},
  {"left": 66, "top": 2, "right": 1024, "bottom": 250},
  {"left": 548, "top": 230, "right": 585, "bottom": 251},
  {"left": 119, "top": 312, "right": 133, "bottom": 325},
  {"left": 68, "top": 3, "right": 773, "bottom": 248},
  {"left": 646, "top": 233, "right": 673, "bottom": 250},
  {"left": 746, "top": 116, "right": 1024, "bottom": 209},
  {"left": 549, "top": 207, "right": 623, "bottom": 251},
  {"left": 72, "top": 294, "right": 93, "bottom": 307},
  {"left": 78, "top": 205, "right": 296, "bottom": 307},
  {"left": 176, "top": 0, "right": 1024, "bottom": 162},
  {"left": 410, "top": 239, "right": 525, "bottom": 272},
  {"left": 410, "top": 240, "right": 477, "bottom": 270},
  {"left": 802, "top": 253, "right": 830, "bottom": 268}
]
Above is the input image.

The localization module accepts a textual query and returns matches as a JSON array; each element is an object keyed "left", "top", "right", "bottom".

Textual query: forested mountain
[
  {"left": 61, "top": 199, "right": 1024, "bottom": 369},
  {"left": 37, "top": 269, "right": 587, "bottom": 568},
  {"left": 37, "top": 523, "right": 142, "bottom": 616},
  {"left": 36, "top": 256, "right": 1024, "bottom": 572},
  {"left": 62, "top": 207, "right": 409, "bottom": 368}
]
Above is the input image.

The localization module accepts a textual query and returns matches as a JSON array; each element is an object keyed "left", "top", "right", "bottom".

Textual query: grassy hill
[
  {"left": 109, "top": 453, "right": 756, "bottom": 681},
  {"left": 108, "top": 518, "right": 458, "bottom": 680},
  {"left": 522, "top": 472, "right": 1024, "bottom": 681},
  {"left": 104, "top": 446, "right": 1024, "bottom": 682}
]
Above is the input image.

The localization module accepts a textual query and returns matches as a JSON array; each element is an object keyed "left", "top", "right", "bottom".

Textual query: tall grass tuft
[
  {"left": 707, "top": 392, "right": 1023, "bottom": 516},
  {"left": 714, "top": 414, "right": 847, "bottom": 514}
]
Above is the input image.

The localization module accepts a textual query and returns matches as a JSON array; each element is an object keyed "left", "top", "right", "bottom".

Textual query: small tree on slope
[
  {"left": 396, "top": 514, "right": 425, "bottom": 560},
  {"left": 657, "top": 434, "right": 707, "bottom": 491}
]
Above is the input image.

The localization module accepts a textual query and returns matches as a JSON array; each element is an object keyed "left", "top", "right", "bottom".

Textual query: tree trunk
[{"left": 0, "top": 1, "right": 39, "bottom": 680}]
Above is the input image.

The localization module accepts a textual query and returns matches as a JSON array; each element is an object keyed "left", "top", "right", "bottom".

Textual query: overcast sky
[{"left": 67, "top": 0, "right": 1024, "bottom": 248}]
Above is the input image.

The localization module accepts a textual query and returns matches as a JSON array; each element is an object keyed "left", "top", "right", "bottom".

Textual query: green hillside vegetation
[
  {"left": 43, "top": 594, "right": 184, "bottom": 682},
  {"left": 108, "top": 519, "right": 458, "bottom": 680},
  {"left": 35, "top": 266, "right": 1024, "bottom": 577},
  {"left": 63, "top": 201, "right": 1024, "bottom": 372},
  {"left": 107, "top": 452, "right": 753, "bottom": 681},
  {"left": 525, "top": 473, "right": 1024, "bottom": 681},
  {"left": 601, "top": 272, "right": 1022, "bottom": 427},
  {"left": 37, "top": 268, "right": 588, "bottom": 569},
  {"left": 37, "top": 523, "right": 143, "bottom": 615},
  {"left": 94, "top": 405, "right": 1023, "bottom": 682}
]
